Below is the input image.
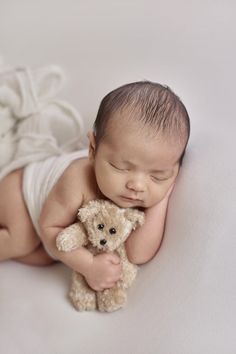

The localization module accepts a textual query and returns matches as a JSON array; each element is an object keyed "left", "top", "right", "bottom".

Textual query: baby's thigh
[{"left": 0, "top": 169, "right": 40, "bottom": 253}]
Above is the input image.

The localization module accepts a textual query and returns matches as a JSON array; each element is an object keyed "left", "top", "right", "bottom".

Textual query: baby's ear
[
  {"left": 78, "top": 200, "right": 101, "bottom": 223},
  {"left": 87, "top": 131, "right": 96, "bottom": 163},
  {"left": 124, "top": 208, "right": 145, "bottom": 229}
]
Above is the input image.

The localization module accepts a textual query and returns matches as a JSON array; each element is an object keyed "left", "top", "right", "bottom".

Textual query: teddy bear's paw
[
  {"left": 56, "top": 229, "right": 79, "bottom": 252},
  {"left": 69, "top": 287, "right": 97, "bottom": 311},
  {"left": 69, "top": 273, "right": 97, "bottom": 311},
  {"left": 70, "top": 292, "right": 97, "bottom": 311},
  {"left": 97, "top": 288, "right": 127, "bottom": 312},
  {"left": 56, "top": 223, "right": 88, "bottom": 252}
]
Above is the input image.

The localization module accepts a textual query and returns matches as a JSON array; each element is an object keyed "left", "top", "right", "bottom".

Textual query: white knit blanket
[{"left": 0, "top": 64, "right": 84, "bottom": 180}]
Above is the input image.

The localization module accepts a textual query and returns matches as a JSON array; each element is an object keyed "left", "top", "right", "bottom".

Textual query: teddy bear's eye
[
  {"left": 109, "top": 227, "right": 116, "bottom": 235},
  {"left": 97, "top": 224, "right": 104, "bottom": 230}
]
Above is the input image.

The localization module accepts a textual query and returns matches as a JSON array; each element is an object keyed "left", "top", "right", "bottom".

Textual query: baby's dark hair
[{"left": 93, "top": 81, "right": 190, "bottom": 164}]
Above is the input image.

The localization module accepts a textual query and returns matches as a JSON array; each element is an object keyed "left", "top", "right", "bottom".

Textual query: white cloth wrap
[
  {"left": 22, "top": 149, "right": 88, "bottom": 258},
  {"left": 0, "top": 65, "right": 84, "bottom": 180}
]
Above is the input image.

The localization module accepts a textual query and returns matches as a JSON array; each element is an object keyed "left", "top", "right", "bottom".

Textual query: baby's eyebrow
[
  {"left": 122, "top": 159, "right": 173, "bottom": 175},
  {"left": 150, "top": 168, "right": 170, "bottom": 173},
  {"left": 150, "top": 169, "right": 173, "bottom": 176}
]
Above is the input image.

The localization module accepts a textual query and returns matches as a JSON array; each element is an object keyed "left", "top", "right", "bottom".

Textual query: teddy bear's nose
[{"left": 100, "top": 239, "right": 107, "bottom": 246}]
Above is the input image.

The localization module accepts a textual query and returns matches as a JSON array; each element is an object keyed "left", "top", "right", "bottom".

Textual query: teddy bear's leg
[
  {"left": 69, "top": 272, "right": 97, "bottom": 311},
  {"left": 97, "top": 286, "right": 127, "bottom": 312}
]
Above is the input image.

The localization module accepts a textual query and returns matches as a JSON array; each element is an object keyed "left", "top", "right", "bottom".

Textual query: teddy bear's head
[{"left": 78, "top": 200, "right": 145, "bottom": 251}]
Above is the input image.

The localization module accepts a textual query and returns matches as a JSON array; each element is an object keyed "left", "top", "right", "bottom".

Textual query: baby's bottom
[
  {"left": 15, "top": 243, "right": 55, "bottom": 266},
  {"left": 0, "top": 169, "right": 54, "bottom": 266}
]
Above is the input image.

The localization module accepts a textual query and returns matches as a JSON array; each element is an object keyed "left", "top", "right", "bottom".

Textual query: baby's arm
[
  {"left": 125, "top": 190, "right": 171, "bottom": 265},
  {"left": 39, "top": 164, "right": 121, "bottom": 290}
]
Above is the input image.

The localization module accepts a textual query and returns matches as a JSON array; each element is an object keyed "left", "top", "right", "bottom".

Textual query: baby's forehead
[{"left": 106, "top": 113, "right": 185, "bottom": 146}]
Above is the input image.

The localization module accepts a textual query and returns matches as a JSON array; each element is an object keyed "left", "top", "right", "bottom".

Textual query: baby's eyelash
[
  {"left": 109, "top": 163, "right": 126, "bottom": 171},
  {"left": 151, "top": 175, "right": 168, "bottom": 182}
]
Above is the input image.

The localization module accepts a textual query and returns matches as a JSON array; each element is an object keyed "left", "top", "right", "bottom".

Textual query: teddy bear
[{"left": 56, "top": 199, "right": 145, "bottom": 312}]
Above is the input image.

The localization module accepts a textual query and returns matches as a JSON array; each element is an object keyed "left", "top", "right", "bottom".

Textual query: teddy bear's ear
[
  {"left": 124, "top": 208, "right": 145, "bottom": 229},
  {"left": 78, "top": 200, "right": 102, "bottom": 222}
]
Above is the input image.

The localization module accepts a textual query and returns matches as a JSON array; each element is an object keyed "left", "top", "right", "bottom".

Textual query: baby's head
[{"left": 88, "top": 81, "right": 190, "bottom": 208}]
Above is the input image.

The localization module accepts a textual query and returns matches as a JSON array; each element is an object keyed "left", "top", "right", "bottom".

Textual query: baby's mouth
[{"left": 120, "top": 195, "right": 143, "bottom": 203}]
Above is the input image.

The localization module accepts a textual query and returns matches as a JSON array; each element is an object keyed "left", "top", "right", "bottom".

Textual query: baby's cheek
[{"left": 156, "top": 182, "right": 172, "bottom": 200}]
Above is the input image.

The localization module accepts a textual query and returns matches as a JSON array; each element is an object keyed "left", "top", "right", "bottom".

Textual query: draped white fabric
[{"left": 0, "top": 65, "right": 84, "bottom": 179}]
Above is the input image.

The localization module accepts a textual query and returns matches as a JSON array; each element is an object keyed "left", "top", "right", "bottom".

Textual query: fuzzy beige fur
[{"left": 56, "top": 199, "right": 145, "bottom": 312}]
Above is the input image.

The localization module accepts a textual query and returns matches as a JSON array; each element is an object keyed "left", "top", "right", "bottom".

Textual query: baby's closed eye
[
  {"left": 109, "top": 162, "right": 129, "bottom": 172},
  {"left": 150, "top": 175, "right": 169, "bottom": 182}
]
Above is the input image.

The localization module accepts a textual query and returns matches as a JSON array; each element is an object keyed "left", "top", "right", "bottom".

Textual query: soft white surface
[{"left": 0, "top": 1, "right": 235, "bottom": 353}]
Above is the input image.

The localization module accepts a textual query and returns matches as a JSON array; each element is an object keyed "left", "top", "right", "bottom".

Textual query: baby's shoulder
[
  {"left": 54, "top": 157, "right": 97, "bottom": 202},
  {"left": 64, "top": 157, "right": 92, "bottom": 181},
  {"left": 55, "top": 157, "right": 89, "bottom": 189}
]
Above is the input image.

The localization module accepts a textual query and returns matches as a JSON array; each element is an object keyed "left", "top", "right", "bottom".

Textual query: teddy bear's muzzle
[{"left": 100, "top": 239, "right": 107, "bottom": 246}]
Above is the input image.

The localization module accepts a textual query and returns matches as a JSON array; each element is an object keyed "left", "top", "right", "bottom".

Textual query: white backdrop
[{"left": 0, "top": 1, "right": 235, "bottom": 354}]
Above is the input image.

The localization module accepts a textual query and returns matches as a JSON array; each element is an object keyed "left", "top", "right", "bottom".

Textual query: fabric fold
[{"left": 0, "top": 63, "right": 84, "bottom": 180}]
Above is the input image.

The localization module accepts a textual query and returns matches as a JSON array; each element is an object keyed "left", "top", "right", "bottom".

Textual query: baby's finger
[
  {"left": 107, "top": 252, "right": 120, "bottom": 264},
  {"left": 111, "top": 268, "right": 122, "bottom": 282}
]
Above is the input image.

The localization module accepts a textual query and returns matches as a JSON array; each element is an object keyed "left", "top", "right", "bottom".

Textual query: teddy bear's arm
[{"left": 56, "top": 222, "right": 88, "bottom": 252}]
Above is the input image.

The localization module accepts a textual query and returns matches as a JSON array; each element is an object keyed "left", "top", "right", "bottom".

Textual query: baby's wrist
[{"left": 81, "top": 252, "right": 94, "bottom": 277}]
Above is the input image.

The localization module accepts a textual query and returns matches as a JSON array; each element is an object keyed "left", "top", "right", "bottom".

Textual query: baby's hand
[{"left": 84, "top": 252, "right": 122, "bottom": 291}]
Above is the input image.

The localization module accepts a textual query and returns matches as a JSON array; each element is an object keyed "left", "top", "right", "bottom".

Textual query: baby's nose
[
  {"left": 100, "top": 239, "right": 107, "bottom": 246},
  {"left": 126, "top": 178, "right": 145, "bottom": 192}
]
